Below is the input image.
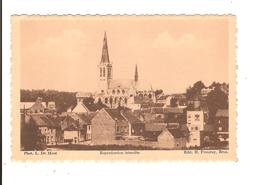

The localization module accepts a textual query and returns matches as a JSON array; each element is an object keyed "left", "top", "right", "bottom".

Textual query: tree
[
  {"left": 20, "top": 89, "right": 77, "bottom": 113},
  {"left": 155, "top": 89, "right": 163, "bottom": 97},
  {"left": 206, "top": 86, "right": 228, "bottom": 124},
  {"left": 83, "top": 97, "right": 95, "bottom": 105},
  {"left": 186, "top": 81, "right": 205, "bottom": 100}
]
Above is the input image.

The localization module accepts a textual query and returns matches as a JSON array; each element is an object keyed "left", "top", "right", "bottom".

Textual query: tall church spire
[
  {"left": 135, "top": 64, "right": 138, "bottom": 82},
  {"left": 100, "top": 31, "right": 110, "bottom": 64}
]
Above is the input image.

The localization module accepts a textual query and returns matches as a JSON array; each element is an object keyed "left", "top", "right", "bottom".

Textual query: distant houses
[
  {"left": 21, "top": 97, "right": 56, "bottom": 113},
  {"left": 20, "top": 85, "right": 229, "bottom": 150}
]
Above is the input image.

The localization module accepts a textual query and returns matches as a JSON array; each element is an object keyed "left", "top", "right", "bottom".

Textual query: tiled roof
[
  {"left": 31, "top": 102, "right": 45, "bottom": 111},
  {"left": 77, "top": 114, "right": 92, "bottom": 124},
  {"left": 121, "top": 111, "right": 143, "bottom": 125},
  {"left": 134, "top": 96, "right": 153, "bottom": 104},
  {"left": 167, "top": 129, "right": 185, "bottom": 138},
  {"left": 108, "top": 79, "right": 135, "bottom": 89},
  {"left": 76, "top": 92, "right": 92, "bottom": 98},
  {"left": 20, "top": 102, "right": 35, "bottom": 109},
  {"left": 151, "top": 107, "right": 184, "bottom": 114},
  {"left": 105, "top": 109, "right": 125, "bottom": 121},
  {"left": 31, "top": 114, "right": 58, "bottom": 127},
  {"left": 215, "top": 109, "right": 228, "bottom": 117},
  {"left": 104, "top": 108, "right": 144, "bottom": 125},
  {"left": 83, "top": 102, "right": 107, "bottom": 112},
  {"left": 62, "top": 116, "right": 79, "bottom": 130},
  {"left": 145, "top": 123, "right": 167, "bottom": 132}
]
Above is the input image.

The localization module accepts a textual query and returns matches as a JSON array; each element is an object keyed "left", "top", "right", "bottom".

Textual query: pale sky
[{"left": 20, "top": 16, "right": 230, "bottom": 93}]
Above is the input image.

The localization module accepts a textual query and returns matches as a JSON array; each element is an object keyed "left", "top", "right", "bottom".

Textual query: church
[{"left": 76, "top": 32, "right": 155, "bottom": 109}]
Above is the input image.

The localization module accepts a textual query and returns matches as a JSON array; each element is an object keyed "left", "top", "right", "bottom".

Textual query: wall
[{"left": 91, "top": 109, "right": 116, "bottom": 145}]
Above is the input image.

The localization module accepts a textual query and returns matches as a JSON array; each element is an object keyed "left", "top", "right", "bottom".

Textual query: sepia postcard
[{"left": 11, "top": 15, "right": 236, "bottom": 161}]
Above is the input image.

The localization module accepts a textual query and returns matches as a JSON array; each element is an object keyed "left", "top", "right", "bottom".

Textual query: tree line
[{"left": 21, "top": 89, "right": 77, "bottom": 113}]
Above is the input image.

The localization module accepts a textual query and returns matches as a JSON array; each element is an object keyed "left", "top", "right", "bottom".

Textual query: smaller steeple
[{"left": 134, "top": 64, "right": 138, "bottom": 82}]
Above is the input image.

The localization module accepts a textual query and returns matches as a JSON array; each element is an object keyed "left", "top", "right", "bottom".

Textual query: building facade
[
  {"left": 75, "top": 32, "right": 155, "bottom": 108},
  {"left": 186, "top": 111, "right": 205, "bottom": 147}
]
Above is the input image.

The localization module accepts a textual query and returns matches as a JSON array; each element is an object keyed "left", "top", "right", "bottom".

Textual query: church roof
[
  {"left": 108, "top": 79, "right": 135, "bottom": 89},
  {"left": 76, "top": 92, "right": 92, "bottom": 98}
]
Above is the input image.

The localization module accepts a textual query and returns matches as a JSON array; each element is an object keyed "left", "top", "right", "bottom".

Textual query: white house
[{"left": 186, "top": 111, "right": 204, "bottom": 147}]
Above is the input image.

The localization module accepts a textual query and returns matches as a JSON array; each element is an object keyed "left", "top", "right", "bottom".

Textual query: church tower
[{"left": 98, "top": 32, "right": 113, "bottom": 93}]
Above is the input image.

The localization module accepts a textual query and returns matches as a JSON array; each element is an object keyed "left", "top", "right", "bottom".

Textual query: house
[
  {"left": 71, "top": 103, "right": 90, "bottom": 114},
  {"left": 157, "top": 128, "right": 187, "bottom": 149},
  {"left": 215, "top": 109, "right": 229, "bottom": 144},
  {"left": 60, "top": 112, "right": 95, "bottom": 143},
  {"left": 47, "top": 101, "right": 56, "bottom": 111},
  {"left": 71, "top": 92, "right": 107, "bottom": 114},
  {"left": 29, "top": 114, "right": 60, "bottom": 145},
  {"left": 91, "top": 108, "right": 144, "bottom": 145},
  {"left": 20, "top": 97, "right": 47, "bottom": 113},
  {"left": 186, "top": 111, "right": 205, "bottom": 147},
  {"left": 144, "top": 123, "right": 167, "bottom": 141},
  {"left": 156, "top": 94, "right": 187, "bottom": 107},
  {"left": 201, "top": 87, "right": 214, "bottom": 97},
  {"left": 127, "top": 96, "right": 154, "bottom": 111}
]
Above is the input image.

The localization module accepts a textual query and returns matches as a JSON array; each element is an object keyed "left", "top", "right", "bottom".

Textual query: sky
[{"left": 19, "top": 16, "right": 230, "bottom": 93}]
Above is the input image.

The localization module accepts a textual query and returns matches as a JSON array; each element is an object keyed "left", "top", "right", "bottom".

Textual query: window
[
  {"left": 117, "top": 126, "right": 120, "bottom": 132},
  {"left": 195, "top": 126, "right": 198, "bottom": 131},
  {"left": 107, "top": 68, "right": 111, "bottom": 78},
  {"left": 195, "top": 114, "right": 200, "bottom": 121},
  {"left": 122, "top": 90, "right": 125, "bottom": 94},
  {"left": 105, "top": 98, "right": 108, "bottom": 104},
  {"left": 103, "top": 68, "right": 106, "bottom": 77},
  {"left": 112, "top": 90, "right": 115, "bottom": 94},
  {"left": 117, "top": 89, "right": 120, "bottom": 94}
]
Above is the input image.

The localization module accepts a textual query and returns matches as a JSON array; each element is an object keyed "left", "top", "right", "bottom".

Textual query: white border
[{"left": 3, "top": 0, "right": 260, "bottom": 185}]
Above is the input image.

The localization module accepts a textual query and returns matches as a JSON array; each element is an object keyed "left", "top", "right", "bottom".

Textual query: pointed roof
[
  {"left": 134, "top": 64, "right": 138, "bottom": 82},
  {"left": 100, "top": 32, "right": 110, "bottom": 64}
]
